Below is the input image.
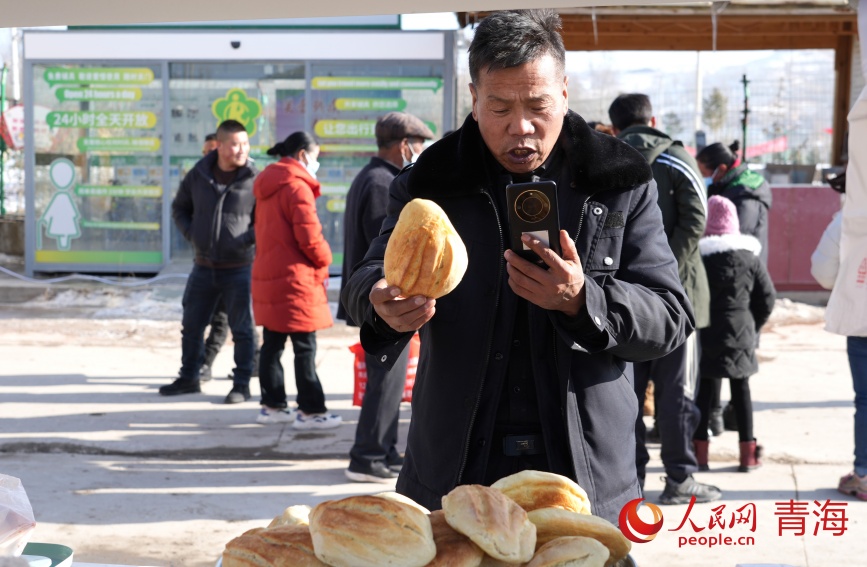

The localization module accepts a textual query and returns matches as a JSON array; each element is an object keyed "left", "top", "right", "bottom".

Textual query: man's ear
[
  {"left": 470, "top": 82, "right": 479, "bottom": 121},
  {"left": 649, "top": 116, "right": 657, "bottom": 128},
  {"left": 562, "top": 75, "right": 569, "bottom": 113}
]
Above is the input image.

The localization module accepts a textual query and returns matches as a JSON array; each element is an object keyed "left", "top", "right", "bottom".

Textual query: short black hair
[
  {"left": 696, "top": 140, "right": 740, "bottom": 170},
  {"left": 216, "top": 120, "right": 247, "bottom": 140},
  {"left": 267, "top": 131, "right": 317, "bottom": 158},
  {"left": 204, "top": 133, "right": 217, "bottom": 142},
  {"left": 608, "top": 94, "right": 653, "bottom": 131},
  {"left": 468, "top": 9, "right": 566, "bottom": 85}
]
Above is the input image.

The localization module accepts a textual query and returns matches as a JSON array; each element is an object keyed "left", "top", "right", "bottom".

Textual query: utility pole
[{"left": 741, "top": 74, "right": 750, "bottom": 164}]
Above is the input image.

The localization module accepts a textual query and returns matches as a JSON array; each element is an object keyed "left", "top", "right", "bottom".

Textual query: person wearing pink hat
[{"left": 693, "top": 195, "right": 776, "bottom": 472}]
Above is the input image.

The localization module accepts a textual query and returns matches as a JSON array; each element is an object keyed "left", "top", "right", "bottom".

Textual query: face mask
[
  {"left": 303, "top": 154, "right": 320, "bottom": 178},
  {"left": 403, "top": 140, "right": 420, "bottom": 167},
  {"left": 703, "top": 166, "right": 720, "bottom": 188}
]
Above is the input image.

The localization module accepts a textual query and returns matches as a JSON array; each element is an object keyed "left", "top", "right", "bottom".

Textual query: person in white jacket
[{"left": 810, "top": 172, "right": 867, "bottom": 501}]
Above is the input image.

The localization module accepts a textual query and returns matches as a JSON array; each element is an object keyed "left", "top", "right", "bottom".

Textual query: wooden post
[{"left": 832, "top": 34, "right": 854, "bottom": 165}]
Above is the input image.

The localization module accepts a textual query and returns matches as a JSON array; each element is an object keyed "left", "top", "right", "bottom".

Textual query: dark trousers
[
  {"left": 259, "top": 328, "right": 327, "bottom": 414},
  {"left": 201, "top": 297, "right": 261, "bottom": 373},
  {"left": 349, "top": 344, "right": 410, "bottom": 468},
  {"left": 634, "top": 332, "right": 701, "bottom": 483},
  {"left": 695, "top": 377, "right": 754, "bottom": 442},
  {"left": 180, "top": 264, "right": 255, "bottom": 385}
]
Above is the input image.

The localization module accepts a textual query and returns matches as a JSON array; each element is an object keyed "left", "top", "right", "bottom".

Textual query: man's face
[
  {"left": 202, "top": 140, "right": 219, "bottom": 156},
  {"left": 470, "top": 54, "right": 568, "bottom": 175},
  {"left": 216, "top": 131, "right": 250, "bottom": 170}
]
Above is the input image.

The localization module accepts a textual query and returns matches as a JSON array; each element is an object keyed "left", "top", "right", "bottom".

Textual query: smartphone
[{"left": 505, "top": 180, "right": 561, "bottom": 265}]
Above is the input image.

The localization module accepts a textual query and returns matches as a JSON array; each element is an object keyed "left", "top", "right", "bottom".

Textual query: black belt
[{"left": 502, "top": 434, "right": 545, "bottom": 457}]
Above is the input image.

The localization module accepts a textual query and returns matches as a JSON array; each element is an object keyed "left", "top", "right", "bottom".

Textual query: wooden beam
[
  {"left": 832, "top": 34, "right": 854, "bottom": 166},
  {"left": 553, "top": 14, "right": 858, "bottom": 51}
]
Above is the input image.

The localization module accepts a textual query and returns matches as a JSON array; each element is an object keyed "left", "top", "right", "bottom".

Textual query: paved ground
[{"left": 0, "top": 270, "right": 864, "bottom": 567}]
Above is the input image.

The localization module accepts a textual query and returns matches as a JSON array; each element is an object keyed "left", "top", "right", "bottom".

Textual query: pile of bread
[{"left": 221, "top": 470, "right": 631, "bottom": 567}]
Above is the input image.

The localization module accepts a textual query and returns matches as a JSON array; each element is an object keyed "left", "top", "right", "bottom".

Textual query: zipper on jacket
[
  {"left": 210, "top": 179, "right": 229, "bottom": 262},
  {"left": 555, "top": 193, "right": 593, "bottom": 476},
  {"left": 456, "top": 190, "right": 505, "bottom": 485}
]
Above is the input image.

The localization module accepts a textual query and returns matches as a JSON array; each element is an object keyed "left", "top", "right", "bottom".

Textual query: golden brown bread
[
  {"left": 308, "top": 494, "right": 436, "bottom": 567},
  {"left": 222, "top": 525, "right": 327, "bottom": 567},
  {"left": 527, "top": 508, "right": 630, "bottom": 567},
  {"left": 491, "top": 470, "right": 591, "bottom": 515},
  {"left": 442, "top": 484, "right": 536, "bottom": 564},
  {"left": 524, "top": 536, "right": 610, "bottom": 567},
  {"left": 426, "top": 510, "right": 485, "bottom": 567},
  {"left": 384, "top": 198, "right": 468, "bottom": 299},
  {"left": 267, "top": 504, "right": 311, "bottom": 528},
  {"left": 375, "top": 491, "right": 432, "bottom": 515}
]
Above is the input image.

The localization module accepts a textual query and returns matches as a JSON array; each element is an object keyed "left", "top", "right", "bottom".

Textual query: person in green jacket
[{"left": 609, "top": 93, "right": 717, "bottom": 505}]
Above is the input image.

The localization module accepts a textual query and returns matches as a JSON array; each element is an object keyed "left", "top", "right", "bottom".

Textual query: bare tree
[
  {"left": 702, "top": 88, "right": 728, "bottom": 135},
  {"left": 661, "top": 111, "right": 684, "bottom": 139}
]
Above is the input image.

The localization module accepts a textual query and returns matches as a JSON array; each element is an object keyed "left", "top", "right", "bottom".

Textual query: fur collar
[
  {"left": 406, "top": 110, "right": 652, "bottom": 198},
  {"left": 699, "top": 233, "right": 762, "bottom": 256}
]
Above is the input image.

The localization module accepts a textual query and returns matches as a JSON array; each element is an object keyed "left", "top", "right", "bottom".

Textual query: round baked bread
[
  {"left": 427, "top": 510, "right": 485, "bottom": 567},
  {"left": 308, "top": 495, "right": 436, "bottom": 567},
  {"left": 527, "top": 508, "right": 630, "bottom": 567},
  {"left": 267, "top": 504, "right": 311, "bottom": 528},
  {"left": 524, "top": 536, "right": 609, "bottom": 567},
  {"left": 374, "top": 491, "right": 431, "bottom": 515},
  {"left": 491, "top": 470, "right": 591, "bottom": 515},
  {"left": 442, "top": 484, "right": 536, "bottom": 564},
  {"left": 384, "top": 198, "right": 468, "bottom": 298},
  {"left": 222, "top": 525, "right": 327, "bottom": 567}
]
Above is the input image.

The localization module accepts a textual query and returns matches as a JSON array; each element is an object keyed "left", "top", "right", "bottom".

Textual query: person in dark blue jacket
[{"left": 340, "top": 9, "right": 694, "bottom": 524}]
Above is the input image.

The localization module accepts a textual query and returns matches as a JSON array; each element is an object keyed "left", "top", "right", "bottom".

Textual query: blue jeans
[
  {"left": 849, "top": 336, "right": 867, "bottom": 476},
  {"left": 180, "top": 264, "right": 255, "bottom": 386}
]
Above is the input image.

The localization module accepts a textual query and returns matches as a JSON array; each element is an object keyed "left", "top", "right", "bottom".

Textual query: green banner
[
  {"left": 35, "top": 250, "right": 163, "bottom": 264},
  {"left": 77, "top": 137, "right": 161, "bottom": 152},
  {"left": 75, "top": 185, "right": 163, "bottom": 198},
  {"left": 48, "top": 111, "right": 157, "bottom": 129},
  {"left": 320, "top": 143, "right": 378, "bottom": 154},
  {"left": 81, "top": 220, "right": 160, "bottom": 231},
  {"left": 334, "top": 98, "right": 406, "bottom": 112},
  {"left": 211, "top": 88, "right": 263, "bottom": 136},
  {"left": 311, "top": 77, "right": 443, "bottom": 92},
  {"left": 44, "top": 67, "right": 154, "bottom": 86},
  {"left": 56, "top": 87, "right": 142, "bottom": 102},
  {"left": 315, "top": 120, "right": 376, "bottom": 139}
]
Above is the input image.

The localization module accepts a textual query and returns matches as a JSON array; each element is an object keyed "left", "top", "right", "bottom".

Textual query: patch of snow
[{"left": 766, "top": 298, "right": 826, "bottom": 328}]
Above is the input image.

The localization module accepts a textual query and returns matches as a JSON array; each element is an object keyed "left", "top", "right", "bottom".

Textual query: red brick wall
[{"left": 767, "top": 185, "right": 842, "bottom": 290}]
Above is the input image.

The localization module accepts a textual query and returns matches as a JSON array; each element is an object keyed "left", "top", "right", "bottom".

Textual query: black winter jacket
[
  {"left": 340, "top": 111, "right": 694, "bottom": 524},
  {"left": 708, "top": 164, "right": 773, "bottom": 265},
  {"left": 699, "top": 233, "right": 776, "bottom": 379},
  {"left": 171, "top": 151, "right": 257, "bottom": 266},
  {"left": 337, "top": 156, "right": 402, "bottom": 326}
]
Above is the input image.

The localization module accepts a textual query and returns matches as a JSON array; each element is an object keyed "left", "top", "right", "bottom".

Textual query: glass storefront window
[
  {"left": 308, "top": 62, "right": 445, "bottom": 272},
  {"left": 32, "top": 63, "right": 164, "bottom": 269},
  {"left": 168, "top": 62, "right": 305, "bottom": 258}
]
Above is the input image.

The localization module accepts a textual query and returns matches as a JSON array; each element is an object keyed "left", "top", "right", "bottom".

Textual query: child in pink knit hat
[{"left": 693, "top": 194, "right": 776, "bottom": 473}]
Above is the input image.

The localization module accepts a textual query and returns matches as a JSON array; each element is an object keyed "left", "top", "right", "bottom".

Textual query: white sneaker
[
  {"left": 292, "top": 411, "right": 342, "bottom": 430},
  {"left": 256, "top": 407, "right": 296, "bottom": 425}
]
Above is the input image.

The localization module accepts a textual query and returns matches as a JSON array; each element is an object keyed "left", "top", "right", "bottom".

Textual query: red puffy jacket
[{"left": 252, "top": 157, "right": 333, "bottom": 333}]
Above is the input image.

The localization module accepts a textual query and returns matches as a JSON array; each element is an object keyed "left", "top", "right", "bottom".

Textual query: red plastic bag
[{"left": 351, "top": 333, "right": 420, "bottom": 406}]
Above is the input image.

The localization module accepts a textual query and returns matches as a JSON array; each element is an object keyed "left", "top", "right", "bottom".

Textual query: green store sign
[
  {"left": 44, "top": 67, "right": 154, "bottom": 85},
  {"left": 211, "top": 88, "right": 262, "bottom": 136},
  {"left": 47, "top": 111, "right": 157, "bottom": 129},
  {"left": 334, "top": 98, "right": 406, "bottom": 112},
  {"left": 75, "top": 185, "right": 163, "bottom": 198},
  {"left": 315, "top": 119, "right": 436, "bottom": 139},
  {"left": 56, "top": 87, "right": 142, "bottom": 102},
  {"left": 77, "top": 137, "right": 161, "bottom": 152},
  {"left": 311, "top": 77, "right": 443, "bottom": 92}
]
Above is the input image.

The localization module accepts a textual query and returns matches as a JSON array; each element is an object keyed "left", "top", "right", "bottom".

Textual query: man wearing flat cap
[{"left": 339, "top": 111, "right": 435, "bottom": 482}]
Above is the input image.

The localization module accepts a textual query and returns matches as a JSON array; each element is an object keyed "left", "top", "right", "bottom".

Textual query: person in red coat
[{"left": 252, "top": 131, "right": 342, "bottom": 430}]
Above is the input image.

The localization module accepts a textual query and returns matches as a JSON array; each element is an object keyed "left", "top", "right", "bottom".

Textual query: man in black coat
[
  {"left": 162, "top": 119, "right": 258, "bottom": 405},
  {"left": 341, "top": 10, "right": 694, "bottom": 523},
  {"left": 609, "top": 94, "right": 719, "bottom": 505},
  {"left": 338, "top": 112, "right": 434, "bottom": 483}
]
